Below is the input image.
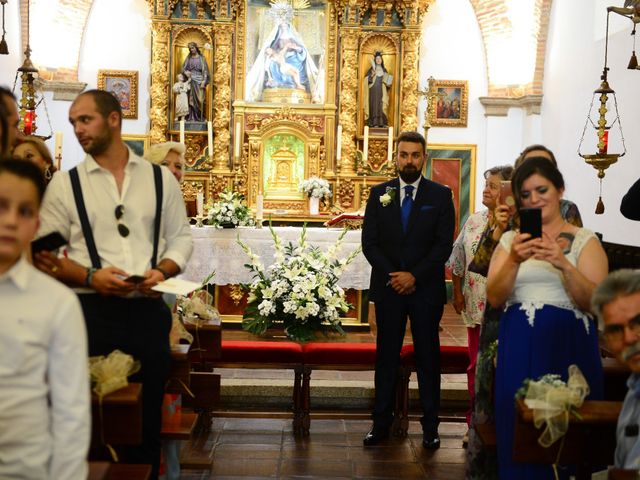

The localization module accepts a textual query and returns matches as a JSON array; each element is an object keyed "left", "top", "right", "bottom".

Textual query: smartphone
[
  {"left": 31, "top": 231, "right": 67, "bottom": 255},
  {"left": 499, "top": 181, "right": 516, "bottom": 215},
  {"left": 124, "top": 275, "right": 147, "bottom": 284},
  {"left": 519, "top": 208, "right": 542, "bottom": 238}
]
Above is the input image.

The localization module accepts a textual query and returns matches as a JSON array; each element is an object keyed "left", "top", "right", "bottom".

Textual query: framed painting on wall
[
  {"left": 122, "top": 134, "right": 149, "bottom": 157},
  {"left": 428, "top": 79, "right": 468, "bottom": 127},
  {"left": 97, "top": 70, "right": 139, "bottom": 119},
  {"left": 424, "top": 144, "right": 477, "bottom": 240}
]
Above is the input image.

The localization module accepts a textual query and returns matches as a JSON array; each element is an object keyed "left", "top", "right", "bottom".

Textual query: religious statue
[
  {"left": 172, "top": 73, "right": 190, "bottom": 121},
  {"left": 181, "top": 42, "right": 210, "bottom": 122},
  {"left": 245, "top": 3, "right": 322, "bottom": 103},
  {"left": 364, "top": 52, "right": 393, "bottom": 128}
]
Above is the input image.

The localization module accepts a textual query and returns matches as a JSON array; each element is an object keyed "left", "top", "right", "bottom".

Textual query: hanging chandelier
[
  {"left": 12, "top": 0, "right": 52, "bottom": 139},
  {"left": 578, "top": 8, "right": 627, "bottom": 214}
]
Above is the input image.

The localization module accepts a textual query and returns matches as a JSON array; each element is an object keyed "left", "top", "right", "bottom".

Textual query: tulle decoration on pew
[
  {"left": 179, "top": 289, "right": 221, "bottom": 326},
  {"left": 520, "top": 364, "right": 590, "bottom": 448},
  {"left": 89, "top": 350, "right": 141, "bottom": 397}
]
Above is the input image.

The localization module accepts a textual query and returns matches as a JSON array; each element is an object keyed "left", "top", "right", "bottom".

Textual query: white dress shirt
[
  {"left": 38, "top": 149, "right": 193, "bottom": 284},
  {"left": 0, "top": 257, "right": 90, "bottom": 479},
  {"left": 399, "top": 176, "right": 421, "bottom": 201}
]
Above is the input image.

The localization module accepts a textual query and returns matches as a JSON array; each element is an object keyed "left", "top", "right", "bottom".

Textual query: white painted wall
[{"left": 1, "top": 0, "right": 638, "bottom": 244}]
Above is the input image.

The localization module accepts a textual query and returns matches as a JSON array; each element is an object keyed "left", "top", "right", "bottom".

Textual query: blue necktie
[{"left": 401, "top": 185, "right": 414, "bottom": 232}]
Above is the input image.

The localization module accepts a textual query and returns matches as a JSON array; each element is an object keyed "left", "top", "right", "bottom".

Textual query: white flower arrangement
[
  {"left": 300, "top": 176, "right": 332, "bottom": 200},
  {"left": 205, "top": 190, "right": 255, "bottom": 229},
  {"left": 238, "top": 224, "right": 361, "bottom": 342}
]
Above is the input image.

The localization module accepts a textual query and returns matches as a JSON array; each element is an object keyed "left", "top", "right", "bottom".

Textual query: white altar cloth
[{"left": 182, "top": 226, "right": 371, "bottom": 290}]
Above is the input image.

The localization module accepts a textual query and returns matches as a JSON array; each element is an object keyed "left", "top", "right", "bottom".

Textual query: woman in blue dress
[{"left": 486, "top": 157, "right": 608, "bottom": 479}]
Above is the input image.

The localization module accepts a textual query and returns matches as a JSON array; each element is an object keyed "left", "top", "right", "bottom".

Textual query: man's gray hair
[{"left": 592, "top": 269, "right": 640, "bottom": 329}]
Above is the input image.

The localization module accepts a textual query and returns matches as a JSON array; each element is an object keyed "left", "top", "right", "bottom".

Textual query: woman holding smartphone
[{"left": 486, "top": 157, "right": 608, "bottom": 479}]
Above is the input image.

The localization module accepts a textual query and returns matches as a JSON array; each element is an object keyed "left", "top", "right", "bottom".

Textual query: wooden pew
[
  {"left": 608, "top": 468, "right": 640, "bottom": 479},
  {"left": 88, "top": 462, "right": 151, "bottom": 480},
  {"left": 91, "top": 383, "right": 143, "bottom": 448},
  {"left": 514, "top": 399, "right": 622, "bottom": 480}
]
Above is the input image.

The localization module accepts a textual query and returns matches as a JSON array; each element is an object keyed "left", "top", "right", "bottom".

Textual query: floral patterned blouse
[{"left": 446, "top": 210, "right": 490, "bottom": 327}]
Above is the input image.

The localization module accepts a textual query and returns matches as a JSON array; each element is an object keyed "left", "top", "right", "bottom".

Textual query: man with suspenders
[{"left": 36, "top": 89, "right": 193, "bottom": 478}]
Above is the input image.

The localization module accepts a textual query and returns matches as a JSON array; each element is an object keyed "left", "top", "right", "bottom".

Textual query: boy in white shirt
[{"left": 0, "top": 159, "right": 90, "bottom": 479}]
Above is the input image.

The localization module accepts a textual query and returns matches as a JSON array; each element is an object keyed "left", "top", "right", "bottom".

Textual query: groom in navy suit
[{"left": 362, "top": 131, "right": 455, "bottom": 448}]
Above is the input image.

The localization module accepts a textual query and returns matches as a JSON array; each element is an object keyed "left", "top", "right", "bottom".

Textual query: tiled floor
[
  {"left": 180, "top": 418, "right": 467, "bottom": 479},
  {"left": 179, "top": 304, "right": 470, "bottom": 479}
]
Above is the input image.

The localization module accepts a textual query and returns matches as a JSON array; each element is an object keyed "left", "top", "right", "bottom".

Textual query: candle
[
  {"left": 336, "top": 124, "right": 342, "bottom": 161},
  {"left": 196, "top": 192, "right": 204, "bottom": 217},
  {"left": 599, "top": 130, "right": 609, "bottom": 155},
  {"left": 207, "top": 121, "right": 214, "bottom": 159},
  {"left": 54, "top": 132, "right": 63, "bottom": 170},
  {"left": 256, "top": 193, "right": 264, "bottom": 221},
  {"left": 179, "top": 120, "right": 185, "bottom": 145},
  {"left": 363, "top": 126, "right": 369, "bottom": 165},
  {"left": 387, "top": 126, "right": 394, "bottom": 164},
  {"left": 234, "top": 121, "right": 241, "bottom": 160}
]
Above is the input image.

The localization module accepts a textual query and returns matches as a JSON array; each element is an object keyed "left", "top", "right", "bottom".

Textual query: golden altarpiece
[{"left": 145, "top": 0, "right": 433, "bottom": 326}]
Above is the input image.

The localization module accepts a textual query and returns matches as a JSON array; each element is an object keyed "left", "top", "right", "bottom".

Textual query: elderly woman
[
  {"left": 487, "top": 157, "right": 608, "bottom": 479},
  {"left": 146, "top": 142, "right": 185, "bottom": 183},
  {"left": 447, "top": 165, "right": 513, "bottom": 435},
  {"left": 13, "top": 136, "right": 57, "bottom": 184}
]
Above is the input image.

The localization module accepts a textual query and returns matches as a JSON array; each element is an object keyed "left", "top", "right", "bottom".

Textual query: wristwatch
[
  {"left": 85, "top": 267, "right": 98, "bottom": 287},
  {"left": 154, "top": 266, "right": 170, "bottom": 280}
]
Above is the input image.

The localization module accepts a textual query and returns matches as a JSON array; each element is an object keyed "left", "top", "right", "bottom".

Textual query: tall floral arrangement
[
  {"left": 238, "top": 224, "right": 360, "bottom": 342},
  {"left": 205, "top": 190, "right": 255, "bottom": 228},
  {"left": 300, "top": 177, "right": 332, "bottom": 200}
]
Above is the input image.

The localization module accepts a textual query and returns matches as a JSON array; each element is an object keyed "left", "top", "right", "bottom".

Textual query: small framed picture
[
  {"left": 122, "top": 134, "right": 149, "bottom": 157},
  {"left": 97, "top": 70, "right": 138, "bottom": 119},
  {"left": 428, "top": 79, "right": 468, "bottom": 127}
]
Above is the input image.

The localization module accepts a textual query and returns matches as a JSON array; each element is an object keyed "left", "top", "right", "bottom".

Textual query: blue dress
[{"left": 494, "top": 229, "right": 603, "bottom": 480}]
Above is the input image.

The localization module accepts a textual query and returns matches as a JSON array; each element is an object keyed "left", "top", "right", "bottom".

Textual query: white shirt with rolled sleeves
[
  {"left": 37, "top": 149, "right": 193, "bottom": 285},
  {"left": 0, "top": 257, "right": 90, "bottom": 479}
]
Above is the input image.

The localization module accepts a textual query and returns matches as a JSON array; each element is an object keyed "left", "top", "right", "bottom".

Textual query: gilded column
[
  {"left": 212, "top": 24, "right": 234, "bottom": 171},
  {"left": 337, "top": 29, "right": 359, "bottom": 175},
  {"left": 400, "top": 29, "right": 421, "bottom": 132},
  {"left": 149, "top": 21, "right": 171, "bottom": 145}
]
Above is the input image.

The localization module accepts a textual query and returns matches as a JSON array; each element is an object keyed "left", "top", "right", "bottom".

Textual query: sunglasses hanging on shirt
[{"left": 114, "top": 204, "right": 130, "bottom": 238}]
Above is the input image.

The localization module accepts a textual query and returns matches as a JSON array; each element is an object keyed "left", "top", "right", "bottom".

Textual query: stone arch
[{"left": 467, "top": 0, "right": 553, "bottom": 97}]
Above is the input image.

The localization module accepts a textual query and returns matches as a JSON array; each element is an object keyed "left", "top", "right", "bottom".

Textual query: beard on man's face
[
  {"left": 81, "top": 128, "right": 112, "bottom": 156},
  {"left": 399, "top": 165, "right": 422, "bottom": 184}
]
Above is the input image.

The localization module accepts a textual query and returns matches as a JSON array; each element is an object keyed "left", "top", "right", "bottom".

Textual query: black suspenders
[{"left": 69, "top": 164, "right": 163, "bottom": 270}]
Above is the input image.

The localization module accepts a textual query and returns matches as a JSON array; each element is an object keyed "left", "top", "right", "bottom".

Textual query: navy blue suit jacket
[{"left": 362, "top": 176, "right": 455, "bottom": 304}]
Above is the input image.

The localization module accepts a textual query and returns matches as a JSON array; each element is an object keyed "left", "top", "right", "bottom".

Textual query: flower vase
[{"left": 309, "top": 196, "right": 320, "bottom": 215}]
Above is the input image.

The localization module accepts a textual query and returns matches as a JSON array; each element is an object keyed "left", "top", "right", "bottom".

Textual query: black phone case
[
  {"left": 31, "top": 232, "right": 67, "bottom": 254},
  {"left": 519, "top": 208, "right": 542, "bottom": 238}
]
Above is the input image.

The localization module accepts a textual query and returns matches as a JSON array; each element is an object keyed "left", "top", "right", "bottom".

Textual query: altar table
[
  {"left": 181, "top": 226, "right": 371, "bottom": 327},
  {"left": 182, "top": 226, "right": 370, "bottom": 289}
]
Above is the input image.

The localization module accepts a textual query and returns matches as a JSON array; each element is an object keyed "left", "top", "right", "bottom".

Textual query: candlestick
[
  {"left": 387, "top": 126, "right": 394, "bottom": 164},
  {"left": 234, "top": 121, "right": 241, "bottom": 161},
  {"left": 363, "top": 126, "right": 369, "bottom": 166},
  {"left": 207, "top": 121, "right": 214, "bottom": 160},
  {"left": 196, "top": 192, "right": 204, "bottom": 217},
  {"left": 179, "top": 120, "right": 185, "bottom": 145},
  {"left": 336, "top": 124, "right": 342, "bottom": 161},
  {"left": 54, "top": 132, "right": 63, "bottom": 170},
  {"left": 256, "top": 192, "right": 264, "bottom": 228}
]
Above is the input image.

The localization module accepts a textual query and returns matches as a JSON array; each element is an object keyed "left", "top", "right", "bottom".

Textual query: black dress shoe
[
  {"left": 422, "top": 433, "right": 440, "bottom": 449},
  {"left": 363, "top": 428, "right": 389, "bottom": 446}
]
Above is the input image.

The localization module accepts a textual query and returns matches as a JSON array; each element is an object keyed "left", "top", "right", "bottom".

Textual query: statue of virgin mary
[{"left": 245, "top": 4, "right": 323, "bottom": 103}]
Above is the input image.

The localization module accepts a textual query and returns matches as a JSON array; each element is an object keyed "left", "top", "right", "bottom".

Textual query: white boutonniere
[{"left": 379, "top": 186, "right": 396, "bottom": 207}]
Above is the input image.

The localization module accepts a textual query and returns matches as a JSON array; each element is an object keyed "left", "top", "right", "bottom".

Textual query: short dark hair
[
  {"left": 512, "top": 156, "right": 565, "bottom": 208},
  {"left": 0, "top": 86, "right": 16, "bottom": 157},
  {"left": 484, "top": 164, "right": 513, "bottom": 181},
  {"left": 515, "top": 144, "right": 557, "bottom": 169},
  {"left": 396, "top": 131, "right": 426, "bottom": 154},
  {"left": 78, "top": 89, "right": 123, "bottom": 127},
  {"left": 0, "top": 157, "right": 46, "bottom": 204}
]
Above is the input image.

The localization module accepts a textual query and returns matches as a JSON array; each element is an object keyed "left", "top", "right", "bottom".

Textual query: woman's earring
[{"left": 45, "top": 166, "right": 52, "bottom": 180}]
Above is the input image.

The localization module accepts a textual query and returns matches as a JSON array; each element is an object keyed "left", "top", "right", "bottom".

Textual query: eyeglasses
[
  {"left": 603, "top": 314, "right": 640, "bottom": 343},
  {"left": 114, "top": 204, "right": 130, "bottom": 238}
]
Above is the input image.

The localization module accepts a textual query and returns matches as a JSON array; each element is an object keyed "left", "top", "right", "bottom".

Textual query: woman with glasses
[{"left": 486, "top": 157, "right": 608, "bottom": 479}]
